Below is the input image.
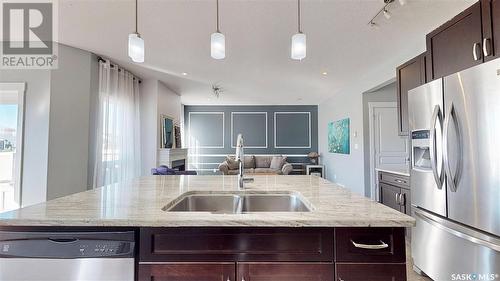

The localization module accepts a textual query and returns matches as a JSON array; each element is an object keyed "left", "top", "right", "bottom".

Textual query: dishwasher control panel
[{"left": 0, "top": 231, "right": 135, "bottom": 258}]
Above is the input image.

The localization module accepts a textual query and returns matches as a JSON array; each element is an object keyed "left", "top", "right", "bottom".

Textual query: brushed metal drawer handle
[
  {"left": 473, "top": 42, "right": 481, "bottom": 61},
  {"left": 350, "top": 239, "right": 389, "bottom": 250},
  {"left": 395, "top": 179, "right": 405, "bottom": 183}
]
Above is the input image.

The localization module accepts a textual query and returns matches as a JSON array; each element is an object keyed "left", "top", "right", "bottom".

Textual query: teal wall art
[{"left": 328, "top": 118, "right": 350, "bottom": 154}]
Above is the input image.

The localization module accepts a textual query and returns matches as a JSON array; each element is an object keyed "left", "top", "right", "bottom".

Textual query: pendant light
[
  {"left": 291, "top": 0, "right": 306, "bottom": 60},
  {"left": 128, "top": 0, "right": 144, "bottom": 63},
  {"left": 211, "top": 0, "right": 225, "bottom": 59}
]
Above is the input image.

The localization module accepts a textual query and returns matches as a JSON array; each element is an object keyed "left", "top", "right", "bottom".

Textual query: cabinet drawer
[
  {"left": 379, "top": 172, "right": 409, "bottom": 188},
  {"left": 335, "top": 263, "right": 406, "bottom": 281},
  {"left": 238, "top": 262, "right": 334, "bottom": 281},
  {"left": 335, "top": 228, "right": 405, "bottom": 263},
  {"left": 140, "top": 227, "right": 334, "bottom": 262},
  {"left": 138, "top": 262, "right": 235, "bottom": 281}
]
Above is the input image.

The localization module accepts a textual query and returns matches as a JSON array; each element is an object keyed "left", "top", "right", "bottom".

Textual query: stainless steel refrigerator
[{"left": 408, "top": 59, "right": 500, "bottom": 281}]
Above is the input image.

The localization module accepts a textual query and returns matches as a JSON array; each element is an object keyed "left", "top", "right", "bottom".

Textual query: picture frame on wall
[
  {"left": 328, "top": 118, "right": 350, "bottom": 154},
  {"left": 160, "top": 115, "right": 175, "bottom": 149},
  {"left": 174, "top": 125, "right": 181, "bottom": 148}
]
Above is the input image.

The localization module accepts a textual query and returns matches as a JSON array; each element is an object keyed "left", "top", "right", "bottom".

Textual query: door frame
[
  {"left": 368, "top": 102, "right": 397, "bottom": 201},
  {"left": 0, "top": 82, "right": 26, "bottom": 209}
]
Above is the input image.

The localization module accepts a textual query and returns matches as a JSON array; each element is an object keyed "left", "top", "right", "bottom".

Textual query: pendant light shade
[
  {"left": 128, "top": 33, "right": 144, "bottom": 63},
  {"left": 291, "top": 0, "right": 306, "bottom": 60},
  {"left": 291, "top": 33, "right": 306, "bottom": 60},
  {"left": 211, "top": 0, "right": 225, "bottom": 59},
  {"left": 128, "top": 0, "right": 144, "bottom": 63},
  {"left": 211, "top": 32, "right": 226, "bottom": 59}
]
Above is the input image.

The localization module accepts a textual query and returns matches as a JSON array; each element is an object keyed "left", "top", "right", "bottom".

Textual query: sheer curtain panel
[{"left": 93, "top": 60, "right": 141, "bottom": 188}]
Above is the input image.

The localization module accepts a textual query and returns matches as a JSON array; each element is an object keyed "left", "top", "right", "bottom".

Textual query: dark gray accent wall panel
[
  {"left": 184, "top": 105, "right": 318, "bottom": 173},
  {"left": 231, "top": 112, "right": 267, "bottom": 148},
  {"left": 188, "top": 112, "right": 224, "bottom": 148},
  {"left": 275, "top": 112, "right": 310, "bottom": 148}
]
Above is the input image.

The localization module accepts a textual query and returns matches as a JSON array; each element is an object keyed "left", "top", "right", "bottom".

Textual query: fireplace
[
  {"left": 171, "top": 159, "right": 185, "bottom": 171},
  {"left": 158, "top": 148, "right": 188, "bottom": 171}
]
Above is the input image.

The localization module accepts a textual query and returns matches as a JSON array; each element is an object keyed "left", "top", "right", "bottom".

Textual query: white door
[
  {"left": 0, "top": 83, "right": 25, "bottom": 212},
  {"left": 369, "top": 102, "right": 409, "bottom": 200}
]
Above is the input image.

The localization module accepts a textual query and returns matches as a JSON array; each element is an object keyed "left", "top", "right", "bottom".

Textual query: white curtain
[{"left": 93, "top": 60, "right": 141, "bottom": 188}]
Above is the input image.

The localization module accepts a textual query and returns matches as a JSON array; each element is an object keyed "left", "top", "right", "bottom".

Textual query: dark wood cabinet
[
  {"left": 237, "top": 262, "right": 334, "bottom": 281},
  {"left": 138, "top": 227, "right": 407, "bottom": 281},
  {"left": 426, "top": 2, "right": 483, "bottom": 80},
  {"left": 481, "top": 0, "right": 500, "bottom": 61},
  {"left": 138, "top": 263, "right": 235, "bottom": 281},
  {"left": 335, "top": 263, "right": 406, "bottom": 281},
  {"left": 378, "top": 172, "right": 411, "bottom": 216},
  {"left": 335, "top": 227, "right": 406, "bottom": 264},
  {"left": 380, "top": 183, "right": 402, "bottom": 212},
  {"left": 139, "top": 227, "right": 333, "bottom": 262},
  {"left": 396, "top": 52, "right": 426, "bottom": 136}
]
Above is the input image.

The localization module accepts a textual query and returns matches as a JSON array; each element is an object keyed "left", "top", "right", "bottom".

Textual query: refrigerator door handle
[
  {"left": 414, "top": 208, "right": 500, "bottom": 252},
  {"left": 429, "top": 105, "right": 444, "bottom": 189},
  {"left": 443, "top": 103, "right": 463, "bottom": 192}
]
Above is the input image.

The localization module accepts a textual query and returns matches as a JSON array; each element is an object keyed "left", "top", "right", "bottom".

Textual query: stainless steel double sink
[{"left": 163, "top": 191, "right": 311, "bottom": 213}]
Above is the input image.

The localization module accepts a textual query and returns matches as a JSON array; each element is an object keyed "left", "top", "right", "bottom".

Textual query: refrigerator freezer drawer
[{"left": 412, "top": 208, "right": 500, "bottom": 281}]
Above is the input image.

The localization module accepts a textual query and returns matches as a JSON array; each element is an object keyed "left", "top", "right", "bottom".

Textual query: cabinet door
[
  {"left": 396, "top": 53, "right": 426, "bottom": 136},
  {"left": 335, "top": 263, "right": 406, "bottom": 281},
  {"left": 237, "top": 262, "right": 334, "bottom": 281},
  {"left": 379, "top": 183, "right": 402, "bottom": 212},
  {"left": 400, "top": 188, "right": 410, "bottom": 215},
  {"left": 138, "top": 263, "right": 235, "bottom": 281},
  {"left": 482, "top": 0, "right": 500, "bottom": 61},
  {"left": 426, "top": 2, "right": 483, "bottom": 80}
]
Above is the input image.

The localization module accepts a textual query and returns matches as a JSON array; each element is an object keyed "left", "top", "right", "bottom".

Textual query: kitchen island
[{"left": 0, "top": 175, "right": 415, "bottom": 281}]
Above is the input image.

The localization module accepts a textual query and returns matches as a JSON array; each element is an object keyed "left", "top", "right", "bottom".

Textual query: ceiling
[{"left": 58, "top": 0, "right": 474, "bottom": 105}]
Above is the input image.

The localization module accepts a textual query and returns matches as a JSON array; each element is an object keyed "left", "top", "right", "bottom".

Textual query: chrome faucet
[{"left": 235, "top": 134, "right": 253, "bottom": 189}]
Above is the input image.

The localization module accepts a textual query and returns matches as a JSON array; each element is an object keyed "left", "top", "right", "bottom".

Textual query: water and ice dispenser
[{"left": 411, "top": 130, "right": 432, "bottom": 170}]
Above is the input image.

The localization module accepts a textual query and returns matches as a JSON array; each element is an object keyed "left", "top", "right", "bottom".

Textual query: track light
[{"left": 383, "top": 9, "right": 391, "bottom": 19}]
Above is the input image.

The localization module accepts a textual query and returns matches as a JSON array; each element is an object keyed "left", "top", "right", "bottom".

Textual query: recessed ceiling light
[
  {"left": 322, "top": 71, "right": 328, "bottom": 76},
  {"left": 181, "top": 72, "right": 188, "bottom": 76}
]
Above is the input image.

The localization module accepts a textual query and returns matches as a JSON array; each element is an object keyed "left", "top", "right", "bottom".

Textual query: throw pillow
[
  {"left": 225, "top": 157, "right": 239, "bottom": 170},
  {"left": 270, "top": 156, "right": 287, "bottom": 170}
]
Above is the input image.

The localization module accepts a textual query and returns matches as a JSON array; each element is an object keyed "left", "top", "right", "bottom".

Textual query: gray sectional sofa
[{"left": 218, "top": 155, "right": 293, "bottom": 175}]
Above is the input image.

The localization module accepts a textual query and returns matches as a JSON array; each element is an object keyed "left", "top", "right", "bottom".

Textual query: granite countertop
[
  {"left": 0, "top": 175, "right": 415, "bottom": 227},
  {"left": 375, "top": 168, "right": 411, "bottom": 177}
]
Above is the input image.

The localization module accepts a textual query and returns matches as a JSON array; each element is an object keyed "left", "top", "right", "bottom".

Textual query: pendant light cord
[
  {"left": 135, "top": 0, "right": 138, "bottom": 34},
  {"left": 297, "top": 0, "right": 302, "bottom": 33},
  {"left": 216, "top": 0, "right": 220, "bottom": 32}
]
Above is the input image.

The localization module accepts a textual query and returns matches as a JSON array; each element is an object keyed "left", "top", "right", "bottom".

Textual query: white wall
[
  {"left": 318, "top": 56, "right": 409, "bottom": 196},
  {"left": 139, "top": 80, "right": 181, "bottom": 175},
  {"left": 140, "top": 79, "right": 159, "bottom": 176},
  {"left": 46, "top": 45, "right": 94, "bottom": 200},
  {"left": 0, "top": 44, "right": 98, "bottom": 206}
]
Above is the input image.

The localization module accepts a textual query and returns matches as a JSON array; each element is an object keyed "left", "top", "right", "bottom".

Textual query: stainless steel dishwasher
[{"left": 0, "top": 231, "right": 135, "bottom": 281}]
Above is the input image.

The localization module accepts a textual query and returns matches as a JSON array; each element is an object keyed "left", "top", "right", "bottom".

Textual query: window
[{"left": 0, "top": 83, "right": 25, "bottom": 213}]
